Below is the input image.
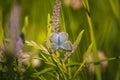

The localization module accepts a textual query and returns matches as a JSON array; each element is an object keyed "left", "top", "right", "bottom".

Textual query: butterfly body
[{"left": 57, "top": 36, "right": 61, "bottom": 47}]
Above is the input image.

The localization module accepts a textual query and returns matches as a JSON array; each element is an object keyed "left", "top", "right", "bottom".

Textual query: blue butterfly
[{"left": 50, "top": 32, "right": 72, "bottom": 52}]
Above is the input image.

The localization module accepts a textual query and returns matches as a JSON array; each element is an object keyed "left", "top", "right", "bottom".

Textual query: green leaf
[
  {"left": 73, "top": 30, "right": 84, "bottom": 52},
  {"left": 22, "top": 16, "right": 29, "bottom": 34},
  {"left": 33, "top": 67, "right": 54, "bottom": 76},
  {"left": 25, "top": 40, "right": 49, "bottom": 55}
]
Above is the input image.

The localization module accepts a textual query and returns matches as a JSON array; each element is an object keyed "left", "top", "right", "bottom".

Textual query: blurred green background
[{"left": 0, "top": 0, "right": 120, "bottom": 80}]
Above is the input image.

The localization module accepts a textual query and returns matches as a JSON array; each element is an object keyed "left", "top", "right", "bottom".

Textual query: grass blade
[
  {"left": 73, "top": 42, "right": 93, "bottom": 79},
  {"left": 73, "top": 30, "right": 84, "bottom": 52}
]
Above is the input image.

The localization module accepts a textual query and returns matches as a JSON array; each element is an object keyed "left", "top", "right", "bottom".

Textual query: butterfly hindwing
[
  {"left": 50, "top": 43, "right": 59, "bottom": 51},
  {"left": 61, "top": 41, "right": 73, "bottom": 52}
]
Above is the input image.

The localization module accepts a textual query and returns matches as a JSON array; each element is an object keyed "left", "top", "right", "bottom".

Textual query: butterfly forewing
[
  {"left": 59, "top": 32, "right": 68, "bottom": 43},
  {"left": 50, "top": 33, "right": 59, "bottom": 43}
]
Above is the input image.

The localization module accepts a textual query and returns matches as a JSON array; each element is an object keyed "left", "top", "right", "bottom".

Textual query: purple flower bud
[{"left": 50, "top": 0, "right": 61, "bottom": 32}]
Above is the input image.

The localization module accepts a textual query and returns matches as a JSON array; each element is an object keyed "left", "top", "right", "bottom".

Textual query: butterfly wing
[
  {"left": 50, "top": 33, "right": 58, "bottom": 43},
  {"left": 61, "top": 41, "right": 73, "bottom": 52},
  {"left": 59, "top": 32, "right": 68, "bottom": 44},
  {"left": 50, "top": 33, "right": 59, "bottom": 51},
  {"left": 50, "top": 43, "right": 59, "bottom": 51}
]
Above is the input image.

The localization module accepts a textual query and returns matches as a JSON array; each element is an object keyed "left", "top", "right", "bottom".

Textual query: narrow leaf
[{"left": 73, "top": 30, "right": 84, "bottom": 52}]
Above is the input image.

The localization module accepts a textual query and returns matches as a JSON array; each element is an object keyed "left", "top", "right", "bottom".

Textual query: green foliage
[
  {"left": 25, "top": 28, "right": 85, "bottom": 80},
  {"left": 0, "top": 0, "right": 120, "bottom": 80}
]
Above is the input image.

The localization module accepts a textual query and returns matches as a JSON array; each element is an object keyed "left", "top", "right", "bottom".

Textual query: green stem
[
  {"left": 83, "top": 0, "right": 101, "bottom": 80},
  {"left": 66, "top": 56, "right": 120, "bottom": 67},
  {"left": 0, "top": 6, "right": 4, "bottom": 46},
  {"left": 87, "top": 56, "right": 120, "bottom": 64},
  {"left": 51, "top": 54, "right": 67, "bottom": 80},
  {"left": 68, "top": 58, "right": 71, "bottom": 80}
]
